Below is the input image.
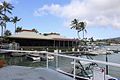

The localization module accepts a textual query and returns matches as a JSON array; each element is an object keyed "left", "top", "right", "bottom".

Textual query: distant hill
[
  {"left": 109, "top": 37, "right": 120, "bottom": 41},
  {"left": 96, "top": 37, "right": 120, "bottom": 44},
  {"left": 101, "top": 37, "right": 120, "bottom": 44},
  {"left": 98, "top": 37, "right": 120, "bottom": 41}
]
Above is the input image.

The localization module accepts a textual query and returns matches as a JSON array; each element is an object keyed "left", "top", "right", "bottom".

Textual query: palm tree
[
  {"left": 0, "top": 15, "right": 10, "bottom": 37},
  {"left": 32, "top": 28, "right": 38, "bottom": 33},
  {"left": 4, "top": 29, "right": 11, "bottom": 36},
  {"left": 70, "top": 19, "right": 87, "bottom": 39},
  {"left": 1, "top": 1, "right": 14, "bottom": 35},
  {"left": 0, "top": 4, "right": 4, "bottom": 37},
  {"left": 89, "top": 37, "right": 94, "bottom": 42},
  {"left": 79, "top": 22, "right": 87, "bottom": 39},
  {"left": 0, "top": 21, "right": 5, "bottom": 37},
  {"left": 2, "top": 1, "right": 14, "bottom": 15},
  {"left": 1, "top": 15, "right": 10, "bottom": 35},
  {"left": 15, "top": 26, "right": 22, "bottom": 32},
  {"left": 11, "top": 16, "right": 21, "bottom": 33},
  {"left": 71, "top": 19, "right": 81, "bottom": 39},
  {"left": 0, "top": 4, "right": 3, "bottom": 16}
]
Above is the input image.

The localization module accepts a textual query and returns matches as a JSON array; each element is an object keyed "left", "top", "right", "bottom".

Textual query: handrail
[{"left": 1, "top": 49, "right": 120, "bottom": 67}]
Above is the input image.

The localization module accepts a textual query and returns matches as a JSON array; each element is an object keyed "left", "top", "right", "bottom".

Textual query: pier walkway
[{"left": 0, "top": 66, "right": 73, "bottom": 80}]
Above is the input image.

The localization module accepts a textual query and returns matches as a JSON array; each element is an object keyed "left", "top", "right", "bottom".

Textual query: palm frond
[{"left": 7, "top": 10, "right": 12, "bottom": 14}]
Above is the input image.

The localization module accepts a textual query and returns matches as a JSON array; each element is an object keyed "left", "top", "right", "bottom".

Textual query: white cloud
[
  {"left": 34, "top": 4, "right": 61, "bottom": 16},
  {"left": 34, "top": 0, "right": 120, "bottom": 29}
]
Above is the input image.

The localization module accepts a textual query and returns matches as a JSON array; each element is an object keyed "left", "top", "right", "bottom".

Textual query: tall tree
[
  {"left": 2, "top": 1, "right": 14, "bottom": 15},
  {"left": 0, "top": 4, "right": 3, "bottom": 36},
  {"left": 1, "top": 15, "right": 10, "bottom": 34},
  {"left": 11, "top": 16, "right": 21, "bottom": 33},
  {"left": 79, "top": 22, "right": 87, "bottom": 39},
  {"left": 15, "top": 26, "right": 22, "bottom": 32},
  {"left": 32, "top": 28, "right": 38, "bottom": 33},
  {"left": 0, "top": 21, "right": 5, "bottom": 37},
  {"left": 71, "top": 19, "right": 87, "bottom": 39},
  {"left": 71, "top": 19, "right": 81, "bottom": 39},
  {"left": 4, "top": 29, "right": 11, "bottom": 36},
  {"left": 0, "top": 4, "right": 3, "bottom": 16},
  {"left": 1, "top": 1, "right": 14, "bottom": 36}
]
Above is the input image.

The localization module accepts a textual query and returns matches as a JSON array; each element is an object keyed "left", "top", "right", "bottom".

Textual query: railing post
[
  {"left": 106, "top": 53, "right": 108, "bottom": 75},
  {"left": 56, "top": 49, "right": 58, "bottom": 69},
  {"left": 73, "top": 59, "right": 76, "bottom": 80},
  {"left": 46, "top": 53, "right": 49, "bottom": 69}
]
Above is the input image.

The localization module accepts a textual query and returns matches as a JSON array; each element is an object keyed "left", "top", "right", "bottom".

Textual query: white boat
[
  {"left": 26, "top": 53, "right": 41, "bottom": 61},
  {"left": 89, "top": 49, "right": 114, "bottom": 55},
  {"left": 48, "top": 55, "right": 54, "bottom": 60},
  {"left": 0, "top": 44, "right": 10, "bottom": 54},
  {"left": 57, "top": 60, "right": 118, "bottom": 80},
  {"left": 40, "top": 53, "right": 54, "bottom": 61},
  {"left": 88, "top": 46, "right": 114, "bottom": 55}
]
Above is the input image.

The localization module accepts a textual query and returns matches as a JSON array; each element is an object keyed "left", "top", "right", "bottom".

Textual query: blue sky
[{"left": 0, "top": 0, "right": 120, "bottom": 39}]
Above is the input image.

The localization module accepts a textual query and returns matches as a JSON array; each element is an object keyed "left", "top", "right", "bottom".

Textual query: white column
[
  {"left": 46, "top": 53, "right": 48, "bottom": 69},
  {"left": 55, "top": 49, "right": 58, "bottom": 69}
]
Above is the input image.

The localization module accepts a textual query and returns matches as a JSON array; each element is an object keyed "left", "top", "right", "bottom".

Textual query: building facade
[{"left": 7, "top": 30, "right": 79, "bottom": 50}]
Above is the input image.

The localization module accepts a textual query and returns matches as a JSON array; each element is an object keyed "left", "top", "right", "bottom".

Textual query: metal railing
[{"left": 1, "top": 49, "right": 120, "bottom": 80}]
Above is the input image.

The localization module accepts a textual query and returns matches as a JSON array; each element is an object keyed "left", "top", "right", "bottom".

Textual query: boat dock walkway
[{"left": 0, "top": 66, "right": 73, "bottom": 80}]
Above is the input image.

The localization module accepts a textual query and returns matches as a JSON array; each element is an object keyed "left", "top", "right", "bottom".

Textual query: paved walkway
[{"left": 0, "top": 66, "right": 73, "bottom": 80}]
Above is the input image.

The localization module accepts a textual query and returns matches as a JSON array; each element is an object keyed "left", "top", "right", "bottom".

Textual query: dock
[{"left": 0, "top": 66, "right": 73, "bottom": 80}]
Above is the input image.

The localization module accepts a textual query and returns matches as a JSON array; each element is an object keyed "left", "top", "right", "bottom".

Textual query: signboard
[{"left": 93, "top": 67, "right": 105, "bottom": 80}]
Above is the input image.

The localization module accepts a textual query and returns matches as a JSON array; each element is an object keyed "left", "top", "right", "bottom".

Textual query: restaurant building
[{"left": 7, "top": 30, "right": 79, "bottom": 49}]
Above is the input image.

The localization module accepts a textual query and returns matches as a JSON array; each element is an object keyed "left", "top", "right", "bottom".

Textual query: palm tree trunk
[
  {"left": 1, "top": 26, "right": 3, "bottom": 37},
  {"left": 83, "top": 30, "right": 84, "bottom": 39},
  {"left": 3, "top": 11, "right": 6, "bottom": 36},
  {"left": 77, "top": 31, "right": 81, "bottom": 47},
  {"left": 77, "top": 31, "right": 80, "bottom": 39},
  {"left": 3, "top": 23, "right": 6, "bottom": 36},
  {"left": 15, "top": 23, "right": 16, "bottom": 33}
]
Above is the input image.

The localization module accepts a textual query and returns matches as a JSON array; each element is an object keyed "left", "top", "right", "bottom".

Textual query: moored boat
[
  {"left": 40, "top": 53, "right": 54, "bottom": 61},
  {"left": 57, "top": 60, "right": 118, "bottom": 80},
  {"left": 26, "top": 53, "right": 41, "bottom": 61}
]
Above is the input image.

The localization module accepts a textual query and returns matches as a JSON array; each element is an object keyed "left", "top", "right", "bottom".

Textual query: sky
[{"left": 0, "top": 0, "right": 120, "bottom": 39}]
